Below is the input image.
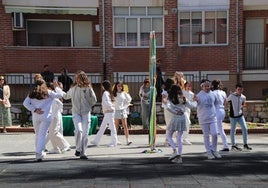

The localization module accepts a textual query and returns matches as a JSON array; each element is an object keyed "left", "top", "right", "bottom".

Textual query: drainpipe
[
  {"left": 102, "top": 0, "right": 107, "bottom": 80},
  {"left": 236, "top": 0, "right": 240, "bottom": 83}
]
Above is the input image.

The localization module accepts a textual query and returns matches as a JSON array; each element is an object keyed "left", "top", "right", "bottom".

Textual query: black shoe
[
  {"left": 231, "top": 145, "right": 242, "bottom": 151},
  {"left": 220, "top": 148, "right": 230, "bottom": 152},
  {"left": 244, "top": 144, "right": 252, "bottom": 150},
  {"left": 80, "top": 155, "right": 88, "bottom": 160},
  {"left": 75, "top": 150, "right": 81, "bottom": 157}
]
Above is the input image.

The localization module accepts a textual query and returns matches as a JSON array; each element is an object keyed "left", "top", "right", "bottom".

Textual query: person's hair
[
  {"left": 236, "top": 83, "right": 243, "bottom": 88},
  {"left": 143, "top": 78, "right": 150, "bottom": 84},
  {"left": 184, "top": 81, "right": 192, "bottom": 88},
  {"left": 43, "top": 64, "right": 49, "bottom": 68},
  {"left": 211, "top": 80, "right": 222, "bottom": 90},
  {"left": 73, "top": 70, "right": 92, "bottom": 88},
  {"left": 61, "top": 68, "right": 68, "bottom": 75},
  {"left": 164, "top": 78, "right": 174, "bottom": 92},
  {"left": 46, "top": 82, "right": 55, "bottom": 91},
  {"left": 29, "top": 79, "right": 49, "bottom": 99},
  {"left": 34, "top": 74, "right": 43, "bottom": 83},
  {"left": 173, "top": 71, "right": 184, "bottom": 86},
  {"left": 200, "top": 79, "right": 210, "bottom": 87},
  {"left": 0, "top": 75, "right": 7, "bottom": 85},
  {"left": 102, "top": 80, "right": 115, "bottom": 102},
  {"left": 168, "top": 85, "right": 183, "bottom": 105},
  {"left": 112, "top": 81, "right": 124, "bottom": 97}
]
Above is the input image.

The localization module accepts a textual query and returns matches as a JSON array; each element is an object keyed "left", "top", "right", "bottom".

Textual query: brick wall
[
  {"left": 0, "top": 0, "right": 251, "bottom": 77},
  {"left": 3, "top": 47, "right": 103, "bottom": 73}
]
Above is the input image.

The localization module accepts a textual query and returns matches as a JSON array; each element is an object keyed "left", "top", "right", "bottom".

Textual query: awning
[
  {"left": 4, "top": 6, "right": 97, "bottom": 15},
  {"left": 3, "top": 0, "right": 98, "bottom": 15},
  {"left": 178, "top": 0, "right": 229, "bottom": 11}
]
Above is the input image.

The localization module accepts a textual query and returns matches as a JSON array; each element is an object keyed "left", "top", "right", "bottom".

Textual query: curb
[{"left": 1, "top": 127, "right": 268, "bottom": 134}]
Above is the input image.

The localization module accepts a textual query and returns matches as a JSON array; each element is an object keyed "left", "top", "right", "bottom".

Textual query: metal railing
[
  {"left": 244, "top": 43, "right": 268, "bottom": 69},
  {"left": 5, "top": 72, "right": 268, "bottom": 102}
]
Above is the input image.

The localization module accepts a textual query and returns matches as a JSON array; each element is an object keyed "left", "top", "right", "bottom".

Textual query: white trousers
[
  {"left": 201, "top": 121, "right": 218, "bottom": 154},
  {"left": 166, "top": 130, "right": 183, "bottom": 155},
  {"left": 164, "top": 108, "right": 173, "bottom": 141},
  {"left": 183, "top": 108, "right": 191, "bottom": 140},
  {"left": 72, "top": 113, "right": 91, "bottom": 156},
  {"left": 216, "top": 108, "right": 229, "bottom": 149},
  {"left": 93, "top": 112, "right": 118, "bottom": 145},
  {"left": 32, "top": 114, "right": 51, "bottom": 159},
  {"left": 48, "top": 116, "right": 70, "bottom": 151}
]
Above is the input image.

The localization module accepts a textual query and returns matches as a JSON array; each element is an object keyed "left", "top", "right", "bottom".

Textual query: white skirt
[{"left": 167, "top": 114, "right": 186, "bottom": 132}]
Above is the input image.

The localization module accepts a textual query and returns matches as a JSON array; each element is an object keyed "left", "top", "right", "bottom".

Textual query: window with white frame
[
  {"left": 113, "top": 7, "right": 164, "bottom": 47},
  {"left": 179, "top": 10, "right": 228, "bottom": 46},
  {"left": 27, "top": 20, "right": 93, "bottom": 47}
]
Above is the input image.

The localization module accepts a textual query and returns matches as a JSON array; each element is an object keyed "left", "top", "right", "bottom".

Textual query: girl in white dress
[
  {"left": 166, "top": 85, "right": 195, "bottom": 163},
  {"left": 113, "top": 81, "right": 132, "bottom": 145}
]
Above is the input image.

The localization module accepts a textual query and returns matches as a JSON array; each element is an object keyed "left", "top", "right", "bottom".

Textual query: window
[
  {"left": 179, "top": 10, "right": 228, "bottom": 46},
  {"left": 113, "top": 7, "right": 164, "bottom": 47},
  {"left": 27, "top": 20, "right": 93, "bottom": 47}
]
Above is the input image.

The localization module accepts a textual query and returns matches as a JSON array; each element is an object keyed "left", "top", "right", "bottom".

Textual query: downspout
[
  {"left": 236, "top": 0, "right": 240, "bottom": 83},
  {"left": 102, "top": 0, "right": 107, "bottom": 80}
]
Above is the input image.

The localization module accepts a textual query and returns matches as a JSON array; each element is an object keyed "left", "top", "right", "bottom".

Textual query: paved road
[{"left": 0, "top": 133, "right": 268, "bottom": 188}]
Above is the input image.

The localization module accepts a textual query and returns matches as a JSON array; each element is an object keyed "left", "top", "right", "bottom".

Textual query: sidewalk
[
  {"left": 0, "top": 133, "right": 268, "bottom": 187},
  {"left": 2, "top": 122, "right": 268, "bottom": 134}
]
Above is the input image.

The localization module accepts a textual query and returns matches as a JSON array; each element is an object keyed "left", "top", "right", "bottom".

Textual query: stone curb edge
[{"left": 1, "top": 127, "right": 268, "bottom": 134}]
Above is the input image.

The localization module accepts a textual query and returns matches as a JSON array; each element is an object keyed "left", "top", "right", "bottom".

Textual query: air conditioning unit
[{"left": 13, "top": 12, "right": 24, "bottom": 29}]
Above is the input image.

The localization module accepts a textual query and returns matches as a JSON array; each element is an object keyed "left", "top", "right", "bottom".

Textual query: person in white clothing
[
  {"left": 182, "top": 81, "right": 197, "bottom": 145},
  {"left": 195, "top": 79, "right": 221, "bottom": 160},
  {"left": 112, "top": 81, "right": 132, "bottom": 145},
  {"left": 211, "top": 80, "right": 229, "bottom": 152},
  {"left": 63, "top": 70, "right": 97, "bottom": 159},
  {"left": 46, "top": 82, "right": 71, "bottom": 154},
  {"left": 161, "top": 78, "right": 174, "bottom": 146},
  {"left": 166, "top": 85, "right": 196, "bottom": 163},
  {"left": 23, "top": 79, "right": 64, "bottom": 162},
  {"left": 139, "top": 78, "right": 150, "bottom": 129},
  {"left": 91, "top": 80, "right": 118, "bottom": 147}
]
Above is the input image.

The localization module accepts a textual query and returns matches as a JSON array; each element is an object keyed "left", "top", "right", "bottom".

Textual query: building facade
[{"left": 0, "top": 0, "right": 268, "bottom": 100}]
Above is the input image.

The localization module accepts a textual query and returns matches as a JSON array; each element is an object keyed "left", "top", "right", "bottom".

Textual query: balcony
[{"left": 244, "top": 43, "right": 268, "bottom": 69}]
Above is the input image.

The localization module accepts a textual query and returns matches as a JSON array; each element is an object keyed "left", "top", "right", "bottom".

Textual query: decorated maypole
[{"left": 148, "top": 31, "right": 157, "bottom": 151}]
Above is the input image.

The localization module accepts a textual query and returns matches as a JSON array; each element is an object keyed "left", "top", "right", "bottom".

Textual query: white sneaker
[
  {"left": 90, "top": 140, "right": 99, "bottom": 146},
  {"left": 49, "top": 149, "right": 62, "bottom": 154},
  {"left": 183, "top": 139, "right": 192, "bottom": 145},
  {"left": 172, "top": 156, "right": 182, "bottom": 164},
  {"left": 212, "top": 151, "right": 222, "bottom": 159},
  {"left": 107, "top": 143, "right": 117, "bottom": 147},
  {"left": 35, "top": 152, "right": 46, "bottom": 162},
  {"left": 207, "top": 153, "right": 215, "bottom": 160},
  {"left": 168, "top": 151, "right": 178, "bottom": 161},
  {"left": 62, "top": 146, "right": 71, "bottom": 152}
]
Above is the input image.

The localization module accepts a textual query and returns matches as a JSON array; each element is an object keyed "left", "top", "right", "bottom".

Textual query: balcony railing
[{"left": 244, "top": 43, "right": 268, "bottom": 69}]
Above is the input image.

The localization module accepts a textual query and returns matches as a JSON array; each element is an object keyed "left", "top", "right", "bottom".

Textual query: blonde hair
[
  {"left": 34, "top": 74, "right": 43, "bottom": 82},
  {"left": 173, "top": 71, "right": 186, "bottom": 89},
  {"left": 73, "top": 70, "right": 92, "bottom": 88}
]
